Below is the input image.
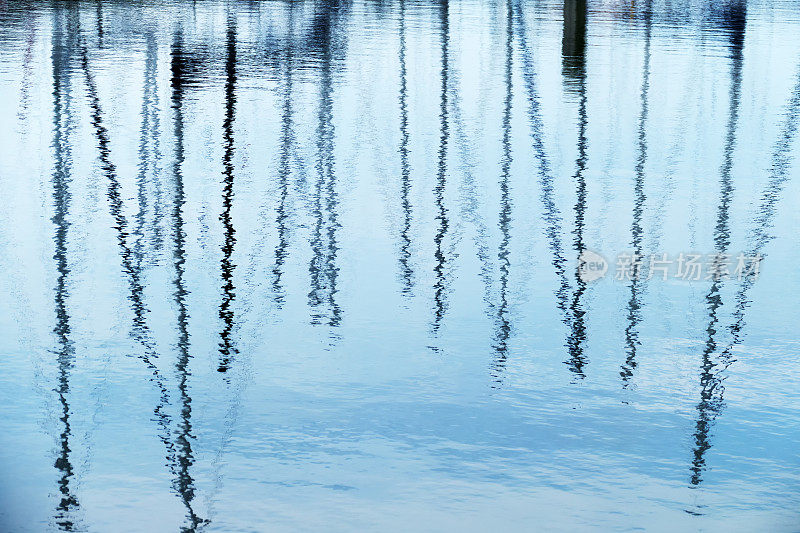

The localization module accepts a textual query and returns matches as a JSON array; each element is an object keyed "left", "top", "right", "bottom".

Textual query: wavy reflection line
[
  {"left": 646, "top": 54, "right": 697, "bottom": 255},
  {"left": 146, "top": 32, "right": 166, "bottom": 255},
  {"left": 78, "top": 32, "right": 177, "bottom": 478},
  {"left": 721, "top": 62, "right": 800, "bottom": 356},
  {"left": 307, "top": 3, "right": 342, "bottom": 329},
  {"left": 450, "top": 99, "right": 495, "bottom": 312},
  {"left": 95, "top": 0, "right": 104, "bottom": 47},
  {"left": 323, "top": 80, "right": 342, "bottom": 330},
  {"left": 218, "top": 12, "right": 238, "bottom": 373},
  {"left": 448, "top": 28, "right": 495, "bottom": 317},
  {"left": 397, "top": 0, "right": 414, "bottom": 295},
  {"left": 134, "top": 34, "right": 157, "bottom": 276},
  {"left": 170, "top": 29, "right": 207, "bottom": 530},
  {"left": 513, "top": 0, "right": 573, "bottom": 339},
  {"left": 563, "top": 0, "right": 589, "bottom": 378},
  {"left": 431, "top": 0, "right": 450, "bottom": 335},
  {"left": 492, "top": 0, "right": 514, "bottom": 382},
  {"left": 272, "top": 5, "right": 296, "bottom": 307},
  {"left": 16, "top": 13, "right": 36, "bottom": 125},
  {"left": 688, "top": 1, "right": 746, "bottom": 487},
  {"left": 50, "top": 12, "right": 80, "bottom": 529},
  {"left": 619, "top": 1, "right": 652, "bottom": 386}
]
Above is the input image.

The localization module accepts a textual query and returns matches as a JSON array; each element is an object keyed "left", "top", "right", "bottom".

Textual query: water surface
[{"left": 1, "top": 0, "right": 799, "bottom": 530}]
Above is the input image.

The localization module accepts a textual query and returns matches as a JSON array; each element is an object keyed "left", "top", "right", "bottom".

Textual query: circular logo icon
[{"left": 578, "top": 249, "right": 608, "bottom": 282}]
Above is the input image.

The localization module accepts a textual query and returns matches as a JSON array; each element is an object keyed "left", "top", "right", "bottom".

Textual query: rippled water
[{"left": 1, "top": 0, "right": 799, "bottom": 530}]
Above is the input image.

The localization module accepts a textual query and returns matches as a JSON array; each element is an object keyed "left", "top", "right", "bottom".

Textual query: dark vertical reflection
[
  {"left": 720, "top": 64, "right": 800, "bottom": 361},
  {"left": 218, "top": 12, "right": 238, "bottom": 372},
  {"left": 272, "top": 4, "right": 296, "bottom": 307},
  {"left": 16, "top": 12, "right": 36, "bottom": 124},
  {"left": 50, "top": 9, "right": 79, "bottom": 529},
  {"left": 322, "top": 62, "right": 342, "bottom": 329},
  {"left": 562, "top": 0, "right": 586, "bottom": 93},
  {"left": 170, "top": 29, "right": 206, "bottom": 530},
  {"left": 449, "top": 52, "right": 494, "bottom": 312},
  {"left": 78, "top": 30, "right": 176, "bottom": 480},
  {"left": 146, "top": 32, "right": 166, "bottom": 253},
  {"left": 563, "top": 0, "right": 589, "bottom": 378},
  {"left": 729, "top": 70, "right": 800, "bottom": 322},
  {"left": 95, "top": 0, "right": 104, "bottom": 48},
  {"left": 397, "top": 0, "right": 414, "bottom": 295},
  {"left": 492, "top": 0, "right": 514, "bottom": 382},
  {"left": 135, "top": 33, "right": 157, "bottom": 276},
  {"left": 682, "top": 63, "right": 800, "bottom": 501},
  {"left": 690, "top": 0, "right": 746, "bottom": 487},
  {"left": 619, "top": 1, "right": 652, "bottom": 386},
  {"left": 431, "top": 0, "right": 450, "bottom": 334},
  {"left": 307, "top": 3, "right": 342, "bottom": 328},
  {"left": 513, "top": 0, "right": 572, "bottom": 344}
]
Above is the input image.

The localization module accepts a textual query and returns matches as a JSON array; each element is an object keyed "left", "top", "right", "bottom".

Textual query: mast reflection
[
  {"left": 514, "top": 0, "right": 573, "bottom": 361},
  {"left": 218, "top": 11, "right": 238, "bottom": 373},
  {"left": 171, "top": 28, "right": 206, "bottom": 529},
  {"left": 492, "top": 0, "right": 514, "bottom": 382},
  {"left": 78, "top": 21, "right": 178, "bottom": 500},
  {"left": 619, "top": 0, "right": 652, "bottom": 386},
  {"left": 272, "top": 3, "right": 297, "bottom": 307},
  {"left": 689, "top": 0, "right": 745, "bottom": 487},
  {"left": 307, "top": 2, "right": 342, "bottom": 328},
  {"left": 397, "top": 0, "right": 414, "bottom": 295},
  {"left": 562, "top": 0, "right": 590, "bottom": 378},
  {"left": 50, "top": 8, "right": 80, "bottom": 529},
  {"left": 134, "top": 33, "right": 156, "bottom": 279},
  {"left": 432, "top": 0, "right": 450, "bottom": 335}
]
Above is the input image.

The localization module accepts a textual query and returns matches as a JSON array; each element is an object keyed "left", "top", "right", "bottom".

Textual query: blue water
[{"left": 1, "top": 0, "right": 799, "bottom": 530}]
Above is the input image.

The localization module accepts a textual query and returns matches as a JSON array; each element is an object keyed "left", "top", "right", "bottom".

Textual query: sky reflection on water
[{"left": 1, "top": 0, "right": 799, "bottom": 530}]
